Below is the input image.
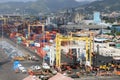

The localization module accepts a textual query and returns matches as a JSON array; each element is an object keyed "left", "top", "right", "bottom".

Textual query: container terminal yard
[{"left": 0, "top": 15, "right": 120, "bottom": 80}]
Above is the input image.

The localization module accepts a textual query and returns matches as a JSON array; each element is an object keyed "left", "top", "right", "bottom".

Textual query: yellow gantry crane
[
  {"left": 55, "top": 33, "right": 93, "bottom": 67},
  {"left": 28, "top": 23, "right": 45, "bottom": 38},
  {"left": 0, "top": 18, "right": 7, "bottom": 25}
]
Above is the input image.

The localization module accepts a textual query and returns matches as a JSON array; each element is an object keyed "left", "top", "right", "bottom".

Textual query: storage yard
[
  {"left": 0, "top": 38, "right": 120, "bottom": 80},
  {"left": 0, "top": 16, "right": 120, "bottom": 80}
]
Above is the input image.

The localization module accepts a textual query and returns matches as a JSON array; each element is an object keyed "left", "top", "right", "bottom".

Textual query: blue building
[
  {"left": 93, "top": 12, "right": 101, "bottom": 23},
  {"left": 111, "top": 25, "right": 120, "bottom": 33}
]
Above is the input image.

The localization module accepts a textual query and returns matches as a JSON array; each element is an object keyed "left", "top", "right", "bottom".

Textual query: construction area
[{"left": 0, "top": 17, "right": 120, "bottom": 80}]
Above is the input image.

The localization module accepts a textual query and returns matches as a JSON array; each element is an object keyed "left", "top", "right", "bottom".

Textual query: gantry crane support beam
[
  {"left": 55, "top": 34, "right": 93, "bottom": 67},
  {"left": 0, "top": 18, "right": 7, "bottom": 25},
  {"left": 28, "top": 24, "right": 44, "bottom": 38}
]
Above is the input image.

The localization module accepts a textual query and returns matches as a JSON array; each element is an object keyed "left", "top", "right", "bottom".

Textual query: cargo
[
  {"left": 29, "top": 43, "right": 34, "bottom": 47},
  {"left": 21, "top": 36, "right": 26, "bottom": 41},
  {"left": 45, "top": 36, "right": 51, "bottom": 41},
  {"left": 36, "top": 48, "right": 46, "bottom": 58},
  {"left": 41, "top": 39, "right": 48, "bottom": 43},
  {"left": 49, "top": 40, "right": 54, "bottom": 43},
  {"left": 21, "top": 42, "right": 27, "bottom": 47},
  {"left": 15, "top": 33, "right": 22, "bottom": 37},
  {"left": 10, "top": 32, "right": 16, "bottom": 38},
  {"left": 34, "top": 42, "right": 40, "bottom": 47},
  {"left": 43, "top": 45, "right": 50, "bottom": 51},
  {"left": 51, "top": 35, "right": 56, "bottom": 40},
  {"left": 51, "top": 31, "right": 57, "bottom": 34},
  {"left": 116, "top": 43, "right": 120, "bottom": 48},
  {"left": 40, "top": 42, "right": 48, "bottom": 47},
  {"left": 30, "top": 46, "right": 36, "bottom": 51},
  {"left": 17, "top": 37, "right": 22, "bottom": 41},
  {"left": 46, "top": 31, "right": 50, "bottom": 34},
  {"left": 17, "top": 40, "right": 22, "bottom": 44}
]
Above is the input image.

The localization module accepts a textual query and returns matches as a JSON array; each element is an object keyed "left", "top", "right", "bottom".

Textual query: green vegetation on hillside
[
  {"left": 78, "top": 0, "right": 120, "bottom": 14},
  {"left": 0, "top": 0, "right": 87, "bottom": 15}
]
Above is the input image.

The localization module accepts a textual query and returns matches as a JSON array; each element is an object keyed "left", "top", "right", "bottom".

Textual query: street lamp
[{"left": 1, "top": 20, "right": 4, "bottom": 49}]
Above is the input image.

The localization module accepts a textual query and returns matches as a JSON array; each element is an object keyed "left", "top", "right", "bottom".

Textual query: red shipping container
[{"left": 36, "top": 48, "right": 46, "bottom": 58}]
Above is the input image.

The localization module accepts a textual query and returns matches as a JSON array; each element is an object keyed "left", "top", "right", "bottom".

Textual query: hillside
[
  {"left": 0, "top": 0, "right": 89, "bottom": 15},
  {"left": 77, "top": 0, "right": 120, "bottom": 14}
]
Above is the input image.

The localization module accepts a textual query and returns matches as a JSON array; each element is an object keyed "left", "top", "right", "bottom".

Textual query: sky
[
  {"left": 76, "top": 0, "right": 96, "bottom": 2},
  {"left": 75, "top": 0, "right": 97, "bottom": 2},
  {"left": 0, "top": 0, "right": 37, "bottom": 2},
  {"left": 0, "top": 0, "right": 97, "bottom": 3}
]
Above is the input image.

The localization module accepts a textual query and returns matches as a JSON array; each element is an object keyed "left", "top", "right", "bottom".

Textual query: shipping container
[
  {"left": 116, "top": 43, "right": 120, "bottom": 48},
  {"left": 36, "top": 48, "right": 46, "bottom": 58}
]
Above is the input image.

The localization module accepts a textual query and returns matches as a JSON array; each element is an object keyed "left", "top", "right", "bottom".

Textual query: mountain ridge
[
  {"left": 77, "top": 0, "right": 120, "bottom": 14},
  {"left": 0, "top": 0, "right": 89, "bottom": 14}
]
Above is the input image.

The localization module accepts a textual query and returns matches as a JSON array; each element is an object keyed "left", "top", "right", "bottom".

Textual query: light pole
[{"left": 1, "top": 20, "right": 4, "bottom": 49}]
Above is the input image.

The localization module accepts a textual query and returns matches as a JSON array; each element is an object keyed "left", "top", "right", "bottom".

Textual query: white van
[{"left": 18, "top": 64, "right": 27, "bottom": 73}]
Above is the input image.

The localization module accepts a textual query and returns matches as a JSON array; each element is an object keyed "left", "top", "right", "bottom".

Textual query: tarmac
[
  {"left": 75, "top": 76, "right": 120, "bottom": 80},
  {"left": 0, "top": 37, "right": 120, "bottom": 80},
  {"left": 0, "top": 38, "right": 27, "bottom": 80},
  {"left": 0, "top": 37, "right": 41, "bottom": 80}
]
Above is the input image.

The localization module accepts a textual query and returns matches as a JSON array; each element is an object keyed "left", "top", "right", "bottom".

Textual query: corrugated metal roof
[
  {"left": 48, "top": 73, "right": 74, "bottom": 80},
  {"left": 23, "top": 75, "right": 40, "bottom": 80},
  {"left": 61, "top": 24, "right": 107, "bottom": 29}
]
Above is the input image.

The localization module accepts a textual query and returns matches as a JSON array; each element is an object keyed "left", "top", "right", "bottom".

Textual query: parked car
[
  {"left": 18, "top": 64, "right": 27, "bottom": 73},
  {"left": 28, "top": 56, "right": 39, "bottom": 61},
  {"left": 18, "top": 64, "right": 22, "bottom": 67},
  {"left": 20, "top": 67, "right": 27, "bottom": 73},
  {"left": 34, "top": 65, "right": 41, "bottom": 70},
  {"left": 30, "top": 65, "right": 41, "bottom": 70},
  {"left": 49, "top": 68, "right": 57, "bottom": 75},
  {"left": 42, "top": 63, "right": 50, "bottom": 69}
]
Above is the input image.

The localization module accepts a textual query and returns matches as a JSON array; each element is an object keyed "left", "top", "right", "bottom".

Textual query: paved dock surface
[
  {"left": 75, "top": 76, "right": 120, "bottom": 80},
  {"left": 0, "top": 38, "right": 120, "bottom": 80}
]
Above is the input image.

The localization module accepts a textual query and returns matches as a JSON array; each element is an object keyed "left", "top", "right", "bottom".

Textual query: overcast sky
[
  {"left": 0, "top": 0, "right": 97, "bottom": 3},
  {"left": 0, "top": 0, "right": 36, "bottom": 2},
  {"left": 75, "top": 0, "right": 97, "bottom": 2}
]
